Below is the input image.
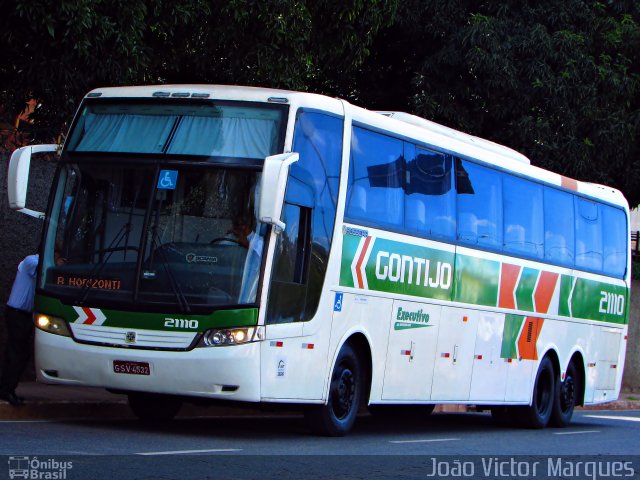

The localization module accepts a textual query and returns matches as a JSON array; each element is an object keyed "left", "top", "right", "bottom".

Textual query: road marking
[
  {"left": 552, "top": 430, "right": 600, "bottom": 435},
  {"left": 585, "top": 415, "right": 640, "bottom": 423},
  {"left": 137, "top": 448, "right": 242, "bottom": 456},
  {"left": 389, "top": 438, "right": 460, "bottom": 444}
]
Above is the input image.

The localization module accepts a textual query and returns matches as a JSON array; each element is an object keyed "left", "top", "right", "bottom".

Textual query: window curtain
[{"left": 75, "top": 114, "right": 176, "bottom": 153}]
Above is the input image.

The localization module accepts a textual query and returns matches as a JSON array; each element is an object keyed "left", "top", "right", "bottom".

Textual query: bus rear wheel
[
  {"left": 128, "top": 392, "right": 182, "bottom": 423},
  {"left": 551, "top": 361, "right": 579, "bottom": 427},
  {"left": 514, "top": 356, "right": 555, "bottom": 429},
  {"left": 305, "top": 344, "right": 362, "bottom": 436}
]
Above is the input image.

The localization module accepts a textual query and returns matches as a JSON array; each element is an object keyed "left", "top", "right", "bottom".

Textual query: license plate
[{"left": 113, "top": 360, "right": 150, "bottom": 376}]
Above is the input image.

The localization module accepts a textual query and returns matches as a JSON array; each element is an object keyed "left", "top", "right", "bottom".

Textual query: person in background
[{"left": 0, "top": 254, "right": 39, "bottom": 407}]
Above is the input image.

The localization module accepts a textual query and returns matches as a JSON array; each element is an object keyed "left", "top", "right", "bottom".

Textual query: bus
[{"left": 7, "top": 85, "right": 630, "bottom": 436}]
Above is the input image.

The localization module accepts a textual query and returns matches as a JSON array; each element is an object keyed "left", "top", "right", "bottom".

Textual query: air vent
[{"left": 526, "top": 322, "right": 534, "bottom": 343}]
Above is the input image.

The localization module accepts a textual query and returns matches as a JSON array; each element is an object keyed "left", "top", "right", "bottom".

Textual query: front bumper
[{"left": 35, "top": 329, "right": 261, "bottom": 402}]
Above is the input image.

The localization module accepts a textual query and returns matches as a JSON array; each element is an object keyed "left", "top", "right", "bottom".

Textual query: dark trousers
[{"left": 0, "top": 306, "right": 34, "bottom": 395}]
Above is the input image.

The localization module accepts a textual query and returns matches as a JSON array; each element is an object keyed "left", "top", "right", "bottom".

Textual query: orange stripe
[
  {"left": 518, "top": 317, "right": 544, "bottom": 360},
  {"left": 355, "top": 236, "right": 372, "bottom": 289},
  {"left": 534, "top": 271, "right": 559, "bottom": 314},
  {"left": 499, "top": 263, "right": 521, "bottom": 309},
  {"left": 561, "top": 176, "right": 578, "bottom": 191}
]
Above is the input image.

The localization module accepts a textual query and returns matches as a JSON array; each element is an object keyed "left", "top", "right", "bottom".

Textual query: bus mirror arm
[
  {"left": 8, "top": 144, "right": 59, "bottom": 220},
  {"left": 259, "top": 152, "right": 299, "bottom": 234}
]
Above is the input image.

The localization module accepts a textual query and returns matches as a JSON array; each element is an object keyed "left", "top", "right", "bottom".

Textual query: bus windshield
[{"left": 41, "top": 162, "right": 265, "bottom": 312}]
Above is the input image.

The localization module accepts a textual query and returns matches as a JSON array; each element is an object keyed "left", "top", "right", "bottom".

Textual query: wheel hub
[
  {"left": 560, "top": 376, "right": 575, "bottom": 411},
  {"left": 333, "top": 369, "right": 355, "bottom": 419}
]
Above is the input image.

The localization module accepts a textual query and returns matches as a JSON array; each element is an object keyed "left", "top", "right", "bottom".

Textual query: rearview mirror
[
  {"left": 8, "top": 144, "right": 59, "bottom": 219},
  {"left": 258, "top": 152, "right": 299, "bottom": 233}
]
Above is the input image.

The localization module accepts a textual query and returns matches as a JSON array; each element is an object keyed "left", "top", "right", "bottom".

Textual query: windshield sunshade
[{"left": 66, "top": 102, "right": 285, "bottom": 159}]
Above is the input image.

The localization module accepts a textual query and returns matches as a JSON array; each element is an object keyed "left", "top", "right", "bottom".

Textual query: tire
[
  {"left": 513, "top": 356, "right": 555, "bottom": 429},
  {"left": 305, "top": 344, "right": 362, "bottom": 436},
  {"left": 551, "top": 361, "right": 579, "bottom": 427},
  {"left": 128, "top": 392, "right": 182, "bottom": 423}
]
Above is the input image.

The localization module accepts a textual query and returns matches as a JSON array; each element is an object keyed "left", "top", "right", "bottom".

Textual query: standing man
[{"left": 0, "top": 254, "right": 38, "bottom": 407}]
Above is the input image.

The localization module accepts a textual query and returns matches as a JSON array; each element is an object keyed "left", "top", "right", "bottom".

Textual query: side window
[
  {"left": 602, "top": 205, "right": 627, "bottom": 278},
  {"left": 456, "top": 159, "right": 503, "bottom": 249},
  {"left": 271, "top": 203, "right": 310, "bottom": 284},
  {"left": 346, "top": 127, "right": 404, "bottom": 229},
  {"left": 575, "top": 197, "right": 603, "bottom": 271},
  {"left": 267, "top": 203, "right": 312, "bottom": 324},
  {"left": 405, "top": 147, "right": 455, "bottom": 240},
  {"left": 544, "top": 188, "right": 575, "bottom": 266},
  {"left": 267, "top": 110, "right": 343, "bottom": 324},
  {"left": 503, "top": 176, "right": 543, "bottom": 258}
]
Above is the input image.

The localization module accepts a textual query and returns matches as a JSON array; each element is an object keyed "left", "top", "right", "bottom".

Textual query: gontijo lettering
[{"left": 376, "top": 251, "right": 452, "bottom": 289}]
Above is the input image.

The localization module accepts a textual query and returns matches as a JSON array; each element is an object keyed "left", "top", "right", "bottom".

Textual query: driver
[{"left": 228, "top": 215, "right": 252, "bottom": 249}]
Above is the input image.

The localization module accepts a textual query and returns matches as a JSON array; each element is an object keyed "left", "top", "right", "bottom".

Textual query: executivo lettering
[{"left": 394, "top": 306, "right": 431, "bottom": 330}]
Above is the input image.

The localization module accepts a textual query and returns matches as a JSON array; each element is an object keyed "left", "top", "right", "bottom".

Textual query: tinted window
[
  {"left": 405, "top": 147, "right": 456, "bottom": 240},
  {"left": 544, "top": 188, "right": 575, "bottom": 266},
  {"left": 346, "top": 127, "right": 404, "bottom": 229},
  {"left": 267, "top": 203, "right": 311, "bottom": 324},
  {"left": 503, "top": 176, "right": 543, "bottom": 258},
  {"left": 602, "top": 205, "right": 627, "bottom": 277},
  {"left": 456, "top": 160, "right": 503, "bottom": 249},
  {"left": 575, "top": 197, "right": 603, "bottom": 271},
  {"left": 267, "top": 110, "right": 343, "bottom": 323}
]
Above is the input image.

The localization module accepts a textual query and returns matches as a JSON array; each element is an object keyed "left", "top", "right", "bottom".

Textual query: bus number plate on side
[{"left": 113, "top": 360, "right": 150, "bottom": 375}]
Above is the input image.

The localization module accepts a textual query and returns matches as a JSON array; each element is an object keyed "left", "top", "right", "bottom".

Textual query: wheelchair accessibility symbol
[
  {"left": 334, "top": 292, "right": 343, "bottom": 312},
  {"left": 157, "top": 170, "right": 178, "bottom": 190}
]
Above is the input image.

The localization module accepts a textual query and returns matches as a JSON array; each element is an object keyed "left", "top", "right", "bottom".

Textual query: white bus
[{"left": 8, "top": 85, "right": 630, "bottom": 436}]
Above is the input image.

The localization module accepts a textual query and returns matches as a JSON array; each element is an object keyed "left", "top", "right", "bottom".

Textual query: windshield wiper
[{"left": 146, "top": 227, "right": 190, "bottom": 313}]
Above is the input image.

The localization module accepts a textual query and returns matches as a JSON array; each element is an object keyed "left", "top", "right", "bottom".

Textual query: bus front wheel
[
  {"left": 128, "top": 392, "right": 182, "bottom": 423},
  {"left": 305, "top": 344, "right": 362, "bottom": 436}
]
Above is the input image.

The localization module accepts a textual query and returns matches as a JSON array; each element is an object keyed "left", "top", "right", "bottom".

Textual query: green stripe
[
  {"left": 342, "top": 231, "right": 630, "bottom": 325},
  {"left": 35, "top": 295, "right": 258, "bottom": 331},
  {"left": 452, "top": 255, "right": 500, "bottom": 307},
  {"left": 558, "top": 275, "right": 574, "bottom": 317},
  {"left": 568, "top": 279, "right": 628, "bottom": 324},
  {"left": 515, "top": 267, "right": 538, "bottom": 312},
  {"left": 501, "top": 314, "right": 525, "bottom": 359}
]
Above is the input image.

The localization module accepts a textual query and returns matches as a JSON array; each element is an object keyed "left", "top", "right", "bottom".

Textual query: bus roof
[{"left": 84, "top": 85, "right": 629, "bottom": 210}]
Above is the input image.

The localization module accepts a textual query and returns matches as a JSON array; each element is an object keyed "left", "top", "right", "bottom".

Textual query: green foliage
[
  {"left": 348, "top": 0, "right": 640, "bottom": 206},
  {"left": 1, "top": 0, "right": 638, "bottom": 209},
  {"left": 0, "top": 0, "right": 396, "bottom": 137}
]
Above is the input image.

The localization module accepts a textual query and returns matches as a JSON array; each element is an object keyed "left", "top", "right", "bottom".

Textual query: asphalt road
[{"left": 0, "top": 410, "right": 638, "bottom": 479}]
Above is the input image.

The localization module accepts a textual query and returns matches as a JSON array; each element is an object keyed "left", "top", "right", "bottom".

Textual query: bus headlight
[
  {"left": 35, "top": 314, "right": 72, "bottom": 337},
  {"left": 198, "top": 326, "right": 264, "bottom": 347}
]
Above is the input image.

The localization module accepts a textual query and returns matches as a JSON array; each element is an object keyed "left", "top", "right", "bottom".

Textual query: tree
[
  {"left": 345, "top": 0, "right": 640, "bottom": 206},
  {"left": 0, "top": 0, "right": 396, "bottom": 141}
]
